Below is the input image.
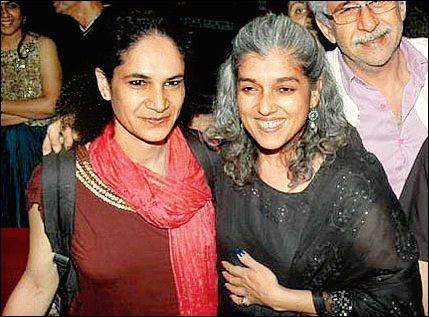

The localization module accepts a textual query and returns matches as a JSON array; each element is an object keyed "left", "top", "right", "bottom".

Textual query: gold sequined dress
[{"left": 1, "top": 33, "right": 50, "bottom": 227}]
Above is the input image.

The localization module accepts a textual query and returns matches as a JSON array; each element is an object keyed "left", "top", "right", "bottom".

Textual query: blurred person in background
[{"left": 1, "top": 0, "right": 62, "bottom": 227}]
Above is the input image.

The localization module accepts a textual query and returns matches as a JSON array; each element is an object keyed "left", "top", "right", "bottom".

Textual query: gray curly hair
[{"left": 206, "top": 13, "right": 350, "bottom": 187}]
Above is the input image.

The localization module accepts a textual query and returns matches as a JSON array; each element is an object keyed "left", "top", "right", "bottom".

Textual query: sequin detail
[
  {"left": 1, "top": 33, "right": 50, "bottom": 127},
  {"left": 331, "top": 290, "right": 353, "bottom": 316}
]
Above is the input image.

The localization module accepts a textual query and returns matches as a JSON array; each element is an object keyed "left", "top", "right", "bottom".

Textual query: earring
[{"left": 308, "top": 108, "right": 319, "bottom": 132}]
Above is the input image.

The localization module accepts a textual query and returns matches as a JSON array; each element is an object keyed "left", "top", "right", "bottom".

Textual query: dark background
[{"left": 20, "top": 1, "right": 429, "bottom": 113}]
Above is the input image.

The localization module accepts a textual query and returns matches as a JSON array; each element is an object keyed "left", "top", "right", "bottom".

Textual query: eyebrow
[
  {"left": 290, "top": 1, "right": 306, "bottom": 7},
  {"left": 333, "top": 1, "right": 349, "bottom": 12},
  {"left": 238, "top": 77, "right": 300, "bottom": 84},
  {"left": 122, "top": 73, "right": 184, "bottom": 81}
]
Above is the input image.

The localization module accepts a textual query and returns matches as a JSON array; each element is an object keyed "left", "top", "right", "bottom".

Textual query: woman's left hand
[{"left": 221, "top": 250, "right": 284, "bottom": 309}]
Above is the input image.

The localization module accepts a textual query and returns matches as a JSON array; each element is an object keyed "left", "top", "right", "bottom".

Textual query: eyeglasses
[{"left": 324, "top": 1, "right": 397, "bottom": 25}]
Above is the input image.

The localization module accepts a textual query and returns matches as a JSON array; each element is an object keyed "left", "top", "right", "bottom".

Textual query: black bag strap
[
  {"left": 182, "top": 128, "right": 217, "bottom": 191},
  {"left": 42, "top": 149, "right": 77, "bottom": 315}
]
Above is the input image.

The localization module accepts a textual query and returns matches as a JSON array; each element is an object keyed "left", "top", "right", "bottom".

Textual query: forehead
[
  {"left": 238, "top": 49, "right": 303, "bottom": 78},
  {"left": 118, "top": 35, "right": 184, "bottom": 73}
]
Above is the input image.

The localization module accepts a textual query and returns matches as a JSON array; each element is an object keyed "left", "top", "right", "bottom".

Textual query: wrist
[{"left": 268, "top": 285, "right": 292, "bottom": 311}]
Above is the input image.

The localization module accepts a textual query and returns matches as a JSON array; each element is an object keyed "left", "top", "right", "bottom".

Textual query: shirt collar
[
  {"left": 337, "top": 49, "right": 367, "bottom": 92},
  {"left": 79, "top": 4, "right": 110, "bottom": 35},
  {"left": 337, "top": 37, "right": 428, "bottom": 92},
  {"left": 401, "top": 37, "right": 428, "bottom": 84}
]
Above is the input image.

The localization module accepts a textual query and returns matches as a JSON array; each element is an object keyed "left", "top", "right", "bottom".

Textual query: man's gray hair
[{"left": 308, "top": 1, "right": 330, "bottom": 26}]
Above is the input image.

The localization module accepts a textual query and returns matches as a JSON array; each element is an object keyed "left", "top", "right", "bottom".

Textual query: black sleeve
[
  {"left": 324, "top": 152, "right": 424, "bottom": 315},
  {"left": 181, "top": 127, "right": 221, "bottom": 191},
  {"left": 400, "top": 138, "right": 428, "bottom": 262}
]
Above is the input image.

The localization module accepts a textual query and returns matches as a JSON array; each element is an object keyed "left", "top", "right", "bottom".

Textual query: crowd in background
[{"left": 1, "top": 1, "right": 428, "bottom": 316}]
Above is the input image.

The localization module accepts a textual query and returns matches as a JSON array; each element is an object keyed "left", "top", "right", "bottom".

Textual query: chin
[
  {"left": 255, "top": 139, "right": 288, "bottom": 153},
  {"left": 139, "top": 130, "right": 173, "bottom": 145}
]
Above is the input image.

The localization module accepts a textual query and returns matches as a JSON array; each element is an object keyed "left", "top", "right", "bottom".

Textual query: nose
[
  {"left": 258, "top": 91, "right": 277, "bottom": 116},
  {"left": 145, "top": 86, "right": 169, "bottom": 113},
  {"left": 357, "top": 5, "right": 380, "bottom": 32}
]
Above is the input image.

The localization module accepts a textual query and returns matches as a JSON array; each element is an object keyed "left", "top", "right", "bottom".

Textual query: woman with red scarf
[{"left": 2, "top": 11, "right": 217, "bottom": 316}]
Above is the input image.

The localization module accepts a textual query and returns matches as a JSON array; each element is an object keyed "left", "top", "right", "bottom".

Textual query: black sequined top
[{"left": 212, "top": 143, "right": 423, "bottom": 316}]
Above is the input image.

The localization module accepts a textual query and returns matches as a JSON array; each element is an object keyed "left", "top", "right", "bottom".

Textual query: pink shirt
[{"left": 338, "top": 38, "right": 427, "bottom": 198}]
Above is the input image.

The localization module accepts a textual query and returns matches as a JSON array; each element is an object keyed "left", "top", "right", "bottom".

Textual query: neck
[
  {"left": 343, "top": 47, "right": 408, "bottom": 91},
  {"left": 256, "top": 144, "right": 295, "bottom": 188},
  {"left": 1, "top": 29, "right": 23, "bottom": 50},
  {"left": 71, "top": 3, "right": 103, "bottom": 28},
  {"left": 113, "top": 123, "right": 169, "bottom": 175}
]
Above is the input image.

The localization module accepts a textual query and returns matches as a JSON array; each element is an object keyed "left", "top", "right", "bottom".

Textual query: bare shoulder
[{"left": 38, "top": 35, "right": 57, "bottom": 51}]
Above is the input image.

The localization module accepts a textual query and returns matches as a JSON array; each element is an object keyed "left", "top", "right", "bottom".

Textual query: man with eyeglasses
[{"left": 309, "top": 2, "right": 428, "bottom": 315}]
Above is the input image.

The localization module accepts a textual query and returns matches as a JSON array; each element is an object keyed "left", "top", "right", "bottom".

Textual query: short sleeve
[{"left": 26, "top": 164, "right": 44, "bottom": 219}]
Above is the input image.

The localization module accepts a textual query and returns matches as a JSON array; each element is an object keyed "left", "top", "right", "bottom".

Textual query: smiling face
[
  {"left": 1, "top": 1, "right": 22, "bottom": 36},
  {"left": 96, "top": 34, "right": 185, "bottom": 147},
  {"left": 237, "top": 48, "right": 320, "bottom": 154},
  {"left": 319, "top": 1, "right": 406, "bottom": 69}
]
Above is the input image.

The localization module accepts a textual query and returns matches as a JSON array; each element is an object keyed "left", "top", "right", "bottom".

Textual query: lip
[
  {"left": 141, "top": 116, "right": 171, "bottom": 125},
  {"left": 1, "top": 21, "right": 14, "bottom": 27},
  {"left": 255, "top": 118, "right": 286, "bottom": 132},
  {"left": 360, "top": 35, "right": 386, "bottom": 48}
]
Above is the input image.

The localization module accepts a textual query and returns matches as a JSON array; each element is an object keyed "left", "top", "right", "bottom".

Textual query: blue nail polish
[{"left": 236, "top": 248, "right": 246, "bottom": 257}]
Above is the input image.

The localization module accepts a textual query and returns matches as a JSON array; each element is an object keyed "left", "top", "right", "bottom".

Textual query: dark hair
[
  {"left": 57, "top": 9, "right": 190, "bottom": 144},
  {"left": 7, "top": 1, "right": 29, "bottom": 59}
]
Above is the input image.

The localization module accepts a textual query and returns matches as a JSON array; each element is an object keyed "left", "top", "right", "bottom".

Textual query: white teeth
[{"left": 257, "top": 119, "right": 285, "bottom": 129}]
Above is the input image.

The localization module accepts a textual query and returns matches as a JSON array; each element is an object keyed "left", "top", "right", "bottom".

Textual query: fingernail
[{"left": 235, "top": 248, "right": 246, "bottom": 257}]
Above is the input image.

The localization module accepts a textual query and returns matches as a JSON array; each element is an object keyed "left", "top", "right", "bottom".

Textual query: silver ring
[{"left": 240, "top": 296, "right": 249, "bottom": 306}]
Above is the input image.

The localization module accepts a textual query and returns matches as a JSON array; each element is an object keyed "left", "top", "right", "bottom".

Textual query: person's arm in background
[
  {"left": 419, "top": 261, "right": 428, "bottom": 316},
  {"left": 1, "top": 113, "right": 28, "bottom": 126},
  {"left": 1, "top": 36, "right": 62, "bottom": 119}
]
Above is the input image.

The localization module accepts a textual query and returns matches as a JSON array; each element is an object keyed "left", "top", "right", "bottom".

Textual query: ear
[
  {"left": 95, "top": 68, "right": 112, "bottom": 101},
  {"left": 315, "top": 18, "right": 337, "bottom": 44},
  {"left": 310, "top": 79, "right": 323, "bottom": 108},
  {"left": 398, "top": 1, "right": 406, "bottom": 22}
]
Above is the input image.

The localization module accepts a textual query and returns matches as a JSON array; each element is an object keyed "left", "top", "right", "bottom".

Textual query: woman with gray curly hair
[
  {"left": 210, "top": 13, "right": 423, "bottom": 316},
  {"left": 40, "top": 11, "right": 423, "bottom": 317}
]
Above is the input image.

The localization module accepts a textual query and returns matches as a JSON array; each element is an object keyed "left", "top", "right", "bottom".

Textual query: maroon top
[{"left": 27, "top": 166, "right": 179, "bottom": 316}]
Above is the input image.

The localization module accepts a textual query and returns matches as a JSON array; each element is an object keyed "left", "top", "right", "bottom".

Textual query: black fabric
[
  {"left": 214, "top": 144, "right": 424, "bottom": 316},
  {"left": 182, "top": 127, "right": 219, "bottom": 192},
  {"left": 42, "top": 149, "right": 77, "bottom": 316},
  {"left": 400, "top": 138, "right": 428, "bottom": 262},
  {"left": 312, "top": 290, "right": 327, "bottom": 317},
  {"left": 54, "top": 5, "right": 118, "bottom": 86},
  {"left": 347, "top": 125, "right": 364, "bottom": 149}
]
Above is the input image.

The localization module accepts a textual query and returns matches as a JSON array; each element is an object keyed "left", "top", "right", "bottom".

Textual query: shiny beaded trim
[
  {"left": 76, "top": 148, "right": 134, "bottom": 212},
  {"left": 331, "top": 290, "right": 353, "bottom": 316}
]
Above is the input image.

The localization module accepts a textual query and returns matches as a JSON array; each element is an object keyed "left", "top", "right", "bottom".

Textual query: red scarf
[{"left": 89, "top": 123, "right": 217, "bottom": 316}]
